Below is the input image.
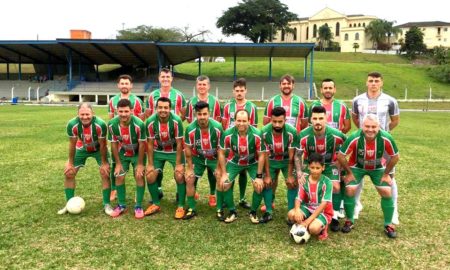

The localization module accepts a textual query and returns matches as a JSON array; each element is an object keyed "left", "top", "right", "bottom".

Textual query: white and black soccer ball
[
  {"left": 290, "top": 224, "right": 310, "bottom": 244},
  {"left": 66, "top": 196, "right": 86, "bottom": 214}
]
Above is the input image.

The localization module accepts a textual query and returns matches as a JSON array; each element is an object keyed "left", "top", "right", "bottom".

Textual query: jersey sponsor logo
[
  {"left": 308, "top": 145, "right": 315, "bottom": 151},
  {"left": 122, "top": 134, "right": 129, "bottom": 141},
  {"left": 317, "top": 144, "right": 325, "bottom": 152},
  {"left": 203, "top": 138, "right": 209, "bottom": 145},
  {"left": 84, "top": 134, "right": 91, "bottom": 140},
  {"left": 230, "top": 112, "right": 235, "bottom": 119},
  {"left": 240, "top": 146, "right": 247, "bottom": 152},
  {"left": 367, "top": 149, "right": 375, "bottom": 157},
  {"left": 358, "top": 149, "right": 365, "bottom": 156}
]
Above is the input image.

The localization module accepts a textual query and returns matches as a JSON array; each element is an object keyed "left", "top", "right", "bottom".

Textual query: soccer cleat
[
  {"left": 354, "top": 201, "right": 363, "bottom": 219},
  {"left": 174, "top": 207, "right": 185, "bottom": 219},
  {"left": 318, "top": 225, "right": 329, "bottom": 241},
  {"left": 134, "top": 207, "right": 144, "bottom": 219},
  {"left": 384, "top": 225, "right": 397, "bottom": 238},
  {"left": 392, "top": 210, "right": 400, "bottom": 225},
  {"left": 330, "top": 218, "right": 340, "bottom": 232},
  {"left": 216, "top": 210, "right": 225, "bottom": 222},
  {"left": 341, "top": 220, "right": 354, "bottom": 233},
  {"left": 111, "top": 205, "right": 127, "bottom": 218},
  {"left": 144, "top": 204, "right": 161, "bottom": 216},
  {"left": 109, "top": 190, "right": 117, "bottom": 201},
  {"left": 239, "top": 200, "right": 251, "bottom": 209},
  {"left": 57, "top": 206, "right": 68, "bottom": 215},
  {"left": 104, "top": 204, "right": 114, "bottom": 216},
  {"left": 208, "top": 195, "right": 217, "bottom": 207},
  {"left": 183, "top": 208, "right": 197, "bottom": 220},
  {"left": 194, "top": 192, "right": 200, "bottom": 200},
  {"left": 259, "top": 212, "right": 273, "bottom": 224},
  {"left": 224, "top": 210, "right": 238, "bottom": 223},
  {"left": 249, "top": 211, "right": 259, "bottom": 224}
]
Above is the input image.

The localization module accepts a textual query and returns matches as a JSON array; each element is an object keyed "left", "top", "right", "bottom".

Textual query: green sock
[
  {"left": 263, "top": 188, "right": 273, "bottom": 213},
  {"left": 251, "top": 191, "right": 263, "bottom": 212},
  {"left": 187, "top": 196, "right": 196, "bottom": 210},
  {"left": 224, "top": 188, "right": 235, "bottom": 211},
  {"left": 344, "top": 193, "right": 355, "bottom": 223},
  {"left": 207, "top": 169, "right": 216, "bottom": 195},
  {"left": 287, "top": 188, "right": 298, "bottom": 211},
  {"left": 102, "top": 188, "right": 111, "bottom": 205},
  {"left": 332, "top": 192, "right": 342, "bottom": 211},
  {"left": 176, "top": 183, "right": 186, "bottom": 207},
  {"left": 381, "top": 197, "right": 394, "bottom": 226},
  {"left": 116, "top": 184, "right": 126, "bottom": 206},
  {"left": 238, "top": 171, "right": 247, "bottom": 201},
  {"left": 64, "top": 188, "right": 75, "bottom": 201},
  {"left": 157, "top": 172, "right": 163, "bottom": 189},
  {"left": 216, "top": 191, "right": 224, "bottom": 211},
  {"left": 148, "top": 182, "right": 160, "bottom": 206},
  {"left": 135, "top": 186, "right": 145, "bottom": 208}
]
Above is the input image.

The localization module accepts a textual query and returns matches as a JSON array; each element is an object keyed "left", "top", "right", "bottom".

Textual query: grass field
[{"left": 0, "top": 105, "right": 449, "bottom": 269}]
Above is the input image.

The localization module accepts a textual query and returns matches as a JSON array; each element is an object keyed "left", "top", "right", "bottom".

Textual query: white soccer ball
[
  {"left": 290, "top": 224, "right": 310, "bottom": 244},
  {"left": 66, "top": 196, "right": 86, "bottom": 214}
]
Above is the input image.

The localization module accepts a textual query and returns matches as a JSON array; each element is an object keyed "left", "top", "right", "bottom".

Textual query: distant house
[{"left": 395, "top": 21, "right": 450, "bottom": 48}]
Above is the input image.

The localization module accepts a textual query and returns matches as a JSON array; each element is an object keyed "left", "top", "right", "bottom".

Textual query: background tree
[
  {"left": 365, "top": 19, "right": 399, "bottom": 53},
  {"left": 177, "top": 26, "right": 211, "bottom": 42},
  {"left": 401, "top": 26, "right": 426, "bottom": 59},
  {"left": 385, "top": 20, "right": 401, "bottom": 47},
  {"left": 317, "top": 24, "right": 333, "bottom": 51},
  {"left": 216, "top": 0, "right": 298, "bottom": 43},
  {"left": 117, "top": 25, "right": 183, "bottom": 41},
  {"left": 353, "top": 42, "right": 360, "bottom": 53}
]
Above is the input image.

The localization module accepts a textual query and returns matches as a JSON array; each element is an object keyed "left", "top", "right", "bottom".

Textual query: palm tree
[
  {"left": 365, "top": 19, "right": 386, "bottom": 53},
  {"left": 317, "top": 25, "right": 333, "bottom": 51},
  {"left": 385, "top": 21, "right": 401, "bottom": 48}
]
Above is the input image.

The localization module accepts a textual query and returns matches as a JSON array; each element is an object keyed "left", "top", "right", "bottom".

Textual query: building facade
[{"left": 396, "top": 21, "right": 450, "bottom": 49}]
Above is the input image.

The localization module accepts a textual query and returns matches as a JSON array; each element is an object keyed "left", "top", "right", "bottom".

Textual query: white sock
[
  {"left": 391, "top": 177, "right": 398, "bottom": 214},
  {"left": 354, "top": 181, "right": 364, "bottom": 206}
]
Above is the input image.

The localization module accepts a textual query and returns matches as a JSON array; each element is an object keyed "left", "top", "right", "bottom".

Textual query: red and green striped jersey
[
  {"left": 185, "top": 118, "right": 223, "bottom": 160},
  {"left": 146, "top": 88, "right": 187, "bottom": 116},
  {"left": 108, "top": 115, "right": 146, "bottom": 157},
  {"left": 264, "top": 94, "right": 308, "bottom": 132},
  {"left": 220, "top": 126, "right": 266, "bottom": 165},
  {"left": 339, "top": 129, "right": 399, "bottom": 170},
  {"left": 222, "top": 100, "right": 258, "bottom": 129},
  {"left": 309, "top": 99, "right": 350, "bottom": 131},
  {"left": 186, "top": 94, "right": 222, "bottom": 123},
  {"left": 108, "top": 94, "right": 144, "bottom": 118},
  {"left": 299, "top": 126, "right": 347, "bottom": 165},
  {"left": 66, "top": 116, "right": 107, "bottom": 152},
  {"left": 145, "top": 112, "right": 183, "bottom": 153},
  {"left": 297, "top": 174, "right": 333, "bottom": 219},
  {"left": 261, "top": 123, "right": 299, "bottom": 161}
]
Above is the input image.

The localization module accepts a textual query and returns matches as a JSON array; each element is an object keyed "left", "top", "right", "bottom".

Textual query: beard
[{"left": 273, "top": 127, "right": 283, "bottom": 133}]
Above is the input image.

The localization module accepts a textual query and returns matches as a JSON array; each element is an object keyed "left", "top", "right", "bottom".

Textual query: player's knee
[
  {"left": 332, "top": 182, "right": 341, "bottom": 193},
  {"left": 377, "top": 187, "right": 392, "bottom": 198},
  {"left": 345, "top": 186, "right": 357, "bottom": 196},
  {"left": 308, "top": 222, "right": 322, "bottom": 235},
  {"left": 287, "top": 210, "right": 295, "bottom": 221}
]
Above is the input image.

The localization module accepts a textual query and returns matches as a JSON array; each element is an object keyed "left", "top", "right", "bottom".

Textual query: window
[
  {"left": 355, "top": 33, "right": 360, "bottom": 40},
  {"left": 313, "top": 24, "right": 317, "bottom": 38},
  {"left": 336, "top": 22, "right": 340, "bottom": 36},
  {"left": 281, "top": 29, "right": 285, "bottom": 41},
  {"left": 306, "top": 26, "right": 309, "bottom": 39},
  {"left": 344, "top": 33, "right": 349, "bottom": 41},
  {"left": 358, "top": 23, "right": 361, "bottom": 27},
  {"left": 444, "top": 28, "right": 448, "bottom": 31},
  {"left": 293, "top": 28, "right": 297, "bottom": 40},
  {"left": 438, "top": 27, "right": 441, "bottom": 35},
  {"left": 353, "top": 23, "right": 356, "bottom": 27},
  {"left": 349, "top": 24, "right": 352, "bottom": 28},
  {"left": 363, "top": 23, "right": 366, "bottom": 27}
]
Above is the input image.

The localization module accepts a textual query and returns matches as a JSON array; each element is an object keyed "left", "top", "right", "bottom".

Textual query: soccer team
[{"left": 59, "top": 69, "right": 400, "bottom": 240}]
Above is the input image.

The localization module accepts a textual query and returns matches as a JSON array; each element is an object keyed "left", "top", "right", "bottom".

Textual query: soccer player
[
  {"left": 298, "top": 105, "right": 346, "bottom": 232},
  {"left": 185, "top": 75, "right": 222, "bottom": 207},
  {"left": 217, "top": 109, "right": 267, "bottom": 223},
  {"left": 144, "top": 97, "right": 186, "bottom": 219},
  {"left": 337, "top": 114, "right": 399, "bottom": 238},
  {"left": 222, "top": 78, "right": 258, "bottom": 209},
  {"left": 261, "top": 106, "right": 299, "bottom": 222},
  {"left": 263, "top": 74, "right": 309, "bottom": 211},
  {"left": 58, "top": 103, "right": 113, "bottom": 216},
  {"left": 352, "top": 71, "right": 400, "bottom": 224},
  {"left": 184, "top": 101, "right": 224, "bottom": 219},
  {"left": 108, "top": 99, "right": 147, "bottom": 219},
  {"left": 287, "top": 152, "right": 333, "bottom": 241},
  {"left": 108, "top": 74, "right": 145, "bottom": 201}
]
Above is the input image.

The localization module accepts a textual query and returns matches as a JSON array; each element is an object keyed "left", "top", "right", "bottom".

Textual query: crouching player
[{"left": 287, "top": 153, "right": 333, "bottom": 241}]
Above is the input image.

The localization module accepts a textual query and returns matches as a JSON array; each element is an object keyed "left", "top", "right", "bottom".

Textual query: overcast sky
[{"left": 0, "top": 0, "right": 447, "bottom": 41}]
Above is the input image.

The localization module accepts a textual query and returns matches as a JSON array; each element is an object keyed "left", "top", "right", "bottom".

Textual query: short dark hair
[
  {"left": 368, "top": 72, "right": 383, "bottom": 79},
  {"left": 271, "top": 106, "right": 286, "bottom": 117},
  {"left": 311, "top": 105, "right": 327, "bottom": 114},
  {"left": 233, "top": 78, "right": 246, "bottom": 89},
  {"left": 308, "top": 152, "right": 324, "bottom": 165},
  {"left": 159, "top": 67, "right": 172, "bottom": 75},
  {"left": 156, "top": 97, "right": 172, "bottom": 108},
  {"left": 280, "top": 74, "right": 295, "bottom": 84},
  {"left": 321, "top": 78, "right": 335, "bottom": 87},
  {"left": 117, "top": 74, "right": 133, "bottom": 83},
  {"left": 195, "top": 101, "right": 209, "bottom": 112},
  {"left": 235, "top": 109, "right": 249, "bottom": 120},
  {"left": 196, "top": 75, "right": 210, "bottom": 84},
  {"left": 117, "top": 99, "right": 132, "bottom": 108}
]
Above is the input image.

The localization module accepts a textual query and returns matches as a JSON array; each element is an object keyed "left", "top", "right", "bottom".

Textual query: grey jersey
[{"left": 352, "top": 92, "right": 399, "bottom": 131}]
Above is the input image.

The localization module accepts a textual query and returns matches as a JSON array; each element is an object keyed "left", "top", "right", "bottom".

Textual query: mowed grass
[{"left": 0, "top": 105, "right": 449, "bottom": 269}]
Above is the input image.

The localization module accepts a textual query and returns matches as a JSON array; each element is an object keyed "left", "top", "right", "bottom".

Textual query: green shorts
[
  {"left": 303, "top": 164, "right": 340, "bottom": 182},
  {"left": 347, "top": 167, "right": 389, "bottom": 187},
  {"left": 193, "top": 156, "right": 217, "bottom": 178},
  {"left": 226, "top": 162, "right": 258, "bottom": 182},
  {"left": 117, "top": 155, "right": 138, "bottom": 176},
  {"left": 268, "top": 159, "right": 290, "bottom": 181},
  {"left": 153, "top": 151, "right": 185, "bottom": 172},
  {"left": 74, "top": 149, "right": 108, "bottom": 168},
  {"left": 300, "top": 205, "right": 329, "bottom": 227}
]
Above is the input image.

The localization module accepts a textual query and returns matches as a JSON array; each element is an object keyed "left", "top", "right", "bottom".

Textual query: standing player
[
  {"left": 58, "top": 103, "right": 113, "bottom": 216},
  {"left": 184, "top": 101, "right": 224, "bottom": 219},
  {"left": 337, "top": 114, "right": 399, "bottom": 238},
  {"left": 298, "top": 106, "right": 347, "bottom": 232},
  {"left": 144, "top": 97, "right": 186, "bottom": 219},
  {"left": 222, "top": 78, "right": 258, "bottom": 209},
  {"left": 185, "top": 75, "right": 222, "bottom": 206},
  {"left": 352, "top": 72, "right": 400, "bottom": 224},
  {"left": 261, "top": 107, "right": 299, "bottom": 222},
  {"left": 108, "top": 74, "right": 145, "bottom": 201},
  {"left": 263, "top": 74, "right": 309, "bottom": 211},
  {"left": 218, "top": 109, "right": 267, "bottom": 223},
  {"left": 108, "top": 99, "right": 147, "bottom": 219}
]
